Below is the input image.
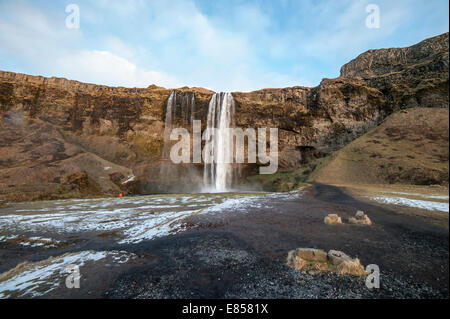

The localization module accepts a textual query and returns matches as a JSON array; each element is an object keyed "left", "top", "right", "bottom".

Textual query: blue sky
[{"left": 0, "top": 0, "right": 448, "bottom": 92}]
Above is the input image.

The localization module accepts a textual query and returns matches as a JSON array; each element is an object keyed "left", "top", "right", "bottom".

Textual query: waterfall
[
  {"left": 190, "top": 93, "right": 196, "bottom": 125},
  {"left": 180, "top": 92, "right": 196, "bottom": 124},
  {"left": 203, "top": 92, "right": 235, "bottom": 192},
  {"left": 159, "top": 91, "right": 177, "bottom": 180},
  {"left": 160, "top": 90, "right": 234, "bottom": 193},
  {"left": 160, "top": 91, "right": 198, "bottom": 190}
]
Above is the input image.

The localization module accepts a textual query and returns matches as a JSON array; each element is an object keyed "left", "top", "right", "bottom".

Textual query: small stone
[
  {"left": 286, "top": 248, "right": 328, "bottom": 270},
  {"left": 324, "top": 214, "right": 343, "bottom": 225},
  {"left": 327, "top": 250, "right": 353, "bottom": 265},
  {"left": 287, "top": 247, "right": 367, "bottom": 276},
  {"left": 349, "top": 211, "right": 372, "bottom": 225},
  {"left": 355, "top": 210, "right": 365, "bottom": 219},
  {"left": 296, "top": 248, "right": 328, "bottom": 262},
  {"left": 335, "top": 258, "right": 367, "bottom": 276}
]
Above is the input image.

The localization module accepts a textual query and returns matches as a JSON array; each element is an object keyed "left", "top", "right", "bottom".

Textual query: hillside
[{"left": 310, "top": 107, "right": 449, "bottom": 186}]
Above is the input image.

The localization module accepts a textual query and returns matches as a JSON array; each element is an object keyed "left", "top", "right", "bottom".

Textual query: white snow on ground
[
  {"left": 371, "top": 196, "right": 449, "bottom": 213},
  {"left": 0, "top": 192, "right": 297, "bottom": 244},
  {"left": 0, "top": 235, "right": 18, "bottom": 241},
  {"left": 390, "top": 192, "right": 449, "bottom": 200},
  {"left": 0, "top": 250, "right": 136, "bottom": 298},
  {"left": 201, "top": 191, "right": 302, "bottom": 214},
  {"left": 118, "top": 209, "right": 200, "bottom": 244},
  {"left": 0, "top": 192, "right": 304, "bottom": 298},
  {"left": 201, "top": 196, "right": 264, "bottom": 213},
  {"left": 23, "top": 237, "right": 61, "bottom": 248},
  {"left": 122, "top": 175, "right": 136, "bottom": 184},
  {"left": 0, "top": 235, "right": 61, "bottom": 248}
]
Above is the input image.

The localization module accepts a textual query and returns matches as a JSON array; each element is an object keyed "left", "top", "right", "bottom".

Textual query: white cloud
[
  {"left": 56, "top": 50, "right": 180, "bottom": 88},
  {"left": 0, "top": 0, "right": 447, "bottom": 92},
  {"left": 302, "top": 0, "right": 414, "bottom": 59},
  {"left": 0, "top": 0, "right": 180, "bottom": 88},
  {"left": 0, "top": 0, "right": 312, "bottom": 91}
]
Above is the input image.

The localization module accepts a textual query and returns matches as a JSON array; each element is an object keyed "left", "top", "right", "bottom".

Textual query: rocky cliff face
[
  {"left": 0, "top": 73, "right": 214, "bottom": 199},
  {"left": 311, "top": 107, "right": 449, "bottom": 186},
  {"left": 0, "top": 33, "right": 448, "bottom": 200},
  {"left": 340, "top": 33, "right": 449, "bottom": 111}
]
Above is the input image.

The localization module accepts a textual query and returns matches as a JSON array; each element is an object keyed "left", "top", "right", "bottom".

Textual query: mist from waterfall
[{"left": 203, "top": 92, "right": 235, "bottom": 192}]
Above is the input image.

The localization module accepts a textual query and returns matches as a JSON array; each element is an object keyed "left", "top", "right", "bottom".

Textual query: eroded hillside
[{"left": 310, "top": 107, "right": 449, "bottom": 186}]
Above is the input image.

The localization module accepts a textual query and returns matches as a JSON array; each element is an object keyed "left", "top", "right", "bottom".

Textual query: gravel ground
[
  {"left": 105, "top": 230, "right": 446, "bottom": 299},
  {"left": 1, "top": 184, "right": 448, "bottom": 299},
  {"left": 106, "top": 184, "right": 448, "bottom": 299}
]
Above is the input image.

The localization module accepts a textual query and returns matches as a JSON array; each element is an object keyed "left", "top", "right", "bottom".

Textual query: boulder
[
  {"left": 336, "top": 259, "right": 367, "bottom": 275},
  {"left": 324, "top": 214, "right": 343, "bottom": 225},
  {"left": 355, "top": 210, "right": 366, "bottom": 219},
  {"left": 327, "top": 250, "right": 366, "bottom": 275},
  {"left": 336, "top": 260, "right": 367, "bottom": 276},
  {"left": 287, "top": 248, "right": 367, "bottom": 276},
  {"left": 296, "top": 248, "right": 328, "bottom": 262},
  {"left": 286, "top": 248, "right": 328, "bottom": 271},
  {"left": 349, "top": 211, "right": 372, "bottom": 225},
  {"left": 327, "top": 250, "right": 353, "bottom": 265},
  {"left": 0, "top": 200, "right": 7, "bottom": 208}
]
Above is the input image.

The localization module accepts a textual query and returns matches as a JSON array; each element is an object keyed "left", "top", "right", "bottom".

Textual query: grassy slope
[
  {"left": 310, "top": 107, "right": 449, "bottom": 186},
  {"left": 247, "top": 107, "right": 449, "bottom": 192},
  {"left": 245, "top": 157, "right": 330, "bottom": 192}
]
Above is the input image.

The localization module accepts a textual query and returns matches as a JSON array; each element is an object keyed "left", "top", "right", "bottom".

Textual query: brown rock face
[
  {"left": 341, "top": 33, "right": 449, "bottom": 78},
  {"left": 311, "top": 107, "right": 449, "bottom": 187},
  {"left": 324, "top": 214, "right": 343, "bottom": 225},
  {"left": 233, "top": 77, "right": 386, "bottom": 173},
  {"left": 0, "top": 32, "right": 448, "bottom": 200},
  {"left": 0, "top": 74, "right": 214, "bottom": 199},
  {"left": 340, "top": 33, "right": 449, "bottom": 111}
]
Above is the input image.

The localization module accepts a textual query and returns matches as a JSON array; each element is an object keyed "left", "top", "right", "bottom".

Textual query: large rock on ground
[
  {"left": 287, "top": 248, "right": 367, "bottom": 276},
  {"left": 328, "top": 250, "right": 367, "bottom": 275},
  {"left": 287, "top": 248, "right": 329, "bottom": 272},
  {"left": 349, "top": 211, "right": 373, "bottom": 226},
  {"left": 324, "top": 214, "right": 343, "bottom": 225}
]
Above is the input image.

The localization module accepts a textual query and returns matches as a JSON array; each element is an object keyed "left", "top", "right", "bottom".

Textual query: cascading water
[
  {"left": 181, "top": 92, "right": 196, "bottom": 124},
  {"left": 203, "top": 92, "right": 235, "bottom": 192},
  {"left": 159, "top": 91, "right": 177, "bottom": 180},
  {"left": 160, "top": 91, "right": 199, "bottom": 191},
  {"left": 189, "top": 93, "right": 196, "bottom": 125},
  {"left": 160, "top": 91, "right": 234, "bottom": 193}
]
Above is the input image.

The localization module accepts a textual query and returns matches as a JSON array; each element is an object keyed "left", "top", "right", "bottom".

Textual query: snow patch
[
  {"left": 0, "top": 250, "right": 136, "bottom": 298},
  {"left": 0, "top": 192, "right": 300, "bottom": 245},
  {"left": 371, "top": 196, "right": 449, "bottom": 213},
  {"left": 122, "top": 175, "right": 136, "bottom": 184},
  {"left": 390, "top": 192, "right": 449, "bottom": 200}
]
